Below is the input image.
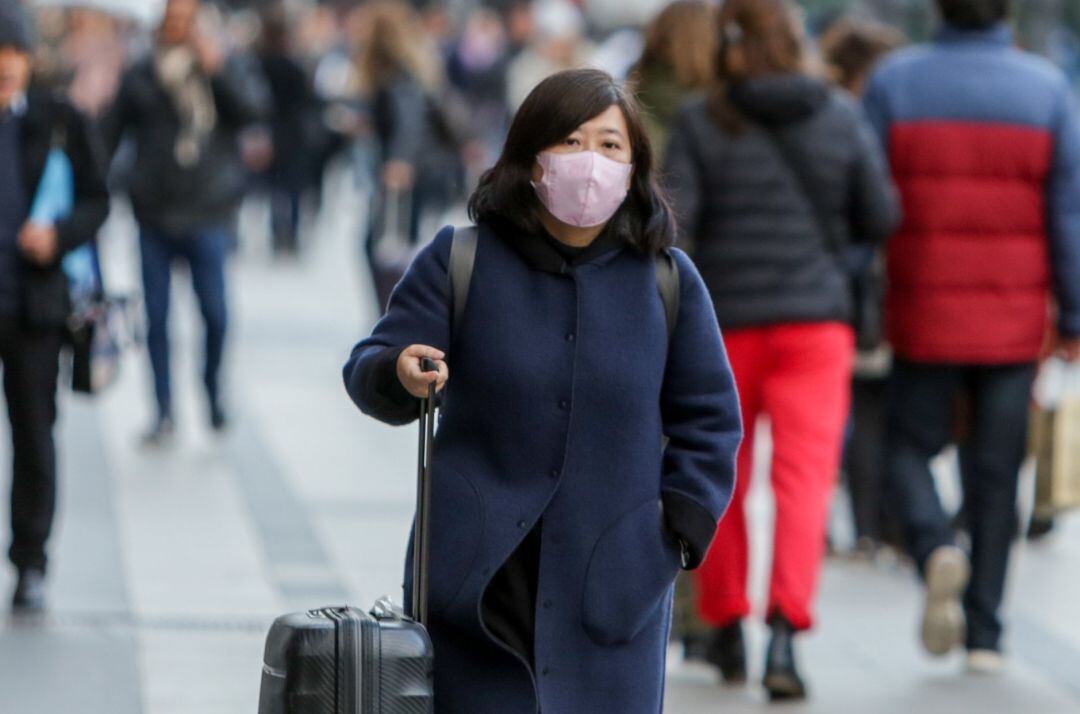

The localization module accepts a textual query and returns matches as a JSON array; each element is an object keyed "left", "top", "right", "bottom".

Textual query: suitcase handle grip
[{"left": 413, "top": 356, "right": 440, "bottom": 625}]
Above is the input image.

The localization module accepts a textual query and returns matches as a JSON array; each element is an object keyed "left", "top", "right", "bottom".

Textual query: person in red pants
[{"left": 662, "top": 0, "right": 899, "bottom": 699}]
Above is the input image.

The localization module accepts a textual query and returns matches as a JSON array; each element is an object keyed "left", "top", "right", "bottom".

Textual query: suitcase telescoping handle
[{"left": 412, "top": 357, "right": 439, "bottom": 626}]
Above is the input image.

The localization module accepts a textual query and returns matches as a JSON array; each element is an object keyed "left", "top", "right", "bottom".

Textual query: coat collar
[
  {"left": 491, "top": 221, "right": 629, "bottom": 275},
  {"left": 936, "top": 22, "right": 1013, "bottom": 48}
]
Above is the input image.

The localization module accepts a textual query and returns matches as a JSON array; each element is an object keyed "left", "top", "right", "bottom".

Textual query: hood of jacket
[{"left": 728, "top": 73, "right": 830, "bottom": 127}]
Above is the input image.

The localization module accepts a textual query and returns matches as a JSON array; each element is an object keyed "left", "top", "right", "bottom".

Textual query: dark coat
[
  {"left": 343, "top": 224, "right": 742, "bottom": 713},
  {"left": 372, "top": 73, "right": 462, "bottom": 193},
  {"left": 102, "top": 53, "right": 269, "bottom": 235},
  {"left": 663, "top": 75, "right": 899, "bottom": 330},
  {"left": 18, "top": 89, "right": 109, "bottom": 329}
]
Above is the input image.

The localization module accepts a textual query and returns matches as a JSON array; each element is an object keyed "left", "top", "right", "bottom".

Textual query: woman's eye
[
  {"left": 603, "top": 142, "right": 621, "bottom": 151},
  {"left": 565, "top": 138, "right": 580, "bottom": 147}
]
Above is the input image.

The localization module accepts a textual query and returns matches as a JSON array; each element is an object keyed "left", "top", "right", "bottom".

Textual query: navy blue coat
[{"left": 343, "top": 223, "right": 741, "bottom": 713}]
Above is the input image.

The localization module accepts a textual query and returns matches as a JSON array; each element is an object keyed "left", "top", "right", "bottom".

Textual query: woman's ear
[{"left": 532, "top": 160, "right": 543, "bottom": 183}]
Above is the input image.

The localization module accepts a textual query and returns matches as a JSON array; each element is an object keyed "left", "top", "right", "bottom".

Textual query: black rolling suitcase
[{"left": 258, "top": 359, "right": 441, "bottom": 713}]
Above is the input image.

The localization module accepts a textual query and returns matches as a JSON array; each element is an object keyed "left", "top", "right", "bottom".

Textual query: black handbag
[{"left": 67, "top": 294, "right": 130, "bottom": 395}]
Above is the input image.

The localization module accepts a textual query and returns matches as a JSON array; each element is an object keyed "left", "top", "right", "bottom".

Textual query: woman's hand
[{"left": 396, "top": 344, "right": 448, "bottom": 398}]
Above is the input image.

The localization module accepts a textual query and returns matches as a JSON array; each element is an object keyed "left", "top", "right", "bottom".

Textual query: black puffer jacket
[{"left": 663, "top": 74, "right": 899, "bottom": 329}]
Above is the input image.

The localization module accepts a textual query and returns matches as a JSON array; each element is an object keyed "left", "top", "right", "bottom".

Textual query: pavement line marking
[{"left": 225, "top": 413, "right": 352, "bottom": 608}]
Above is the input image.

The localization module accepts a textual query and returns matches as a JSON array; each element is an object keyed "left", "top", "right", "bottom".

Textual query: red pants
[{"left": 697, "top": 322, "right": 854, "bottom": 631}]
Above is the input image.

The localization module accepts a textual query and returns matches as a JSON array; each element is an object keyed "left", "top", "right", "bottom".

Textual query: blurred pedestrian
[
  {"left": 102, "top": 0, "right": 269, "bottom": 444},
  {"left": 505, "top": 0, "right": 593, "bottom": 112},
  {"left": 630, "top": 0, "right": 717, "bottom": 165},
  {"left": 820, "top": 18, "right": 905, "bottom": 97},
  {"left": 343, "top": 68, "right": 741, "bottom": 713},
  {"left": 663, "top": 0, "right": 899, "bottom": 698},
  {"left": 864, "top": 0, "right": 1080, "bottom": 673},
  {"left": 446, "top": 6, "right": 513, "bottom": 181},
  {"left": 254, "top": 5, "right": 324, "bottom": 257},
  {"left": 356, "top": 0, "right": 464, "bottom": 313},
  {"left": 0, "top": 0, "right": 109, "bottom": 609},
  {"left": 820, "top": 17, "right": 905, "bottom": 555}
]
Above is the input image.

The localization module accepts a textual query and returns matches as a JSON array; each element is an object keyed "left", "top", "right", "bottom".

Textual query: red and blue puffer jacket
[{"left": 864, "top": 24, "right": 1080, "bottom": 363}]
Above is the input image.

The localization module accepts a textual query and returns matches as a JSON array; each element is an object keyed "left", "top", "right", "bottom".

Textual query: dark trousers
[
  {"left": 885, "top": 359, "right": 1036, "bottom": 650},
  {"left": 270, "top": 188, "right": 302, "bottom": 256},
  {"left": 139, "top": 227, "right": 229, "bottom": 419},
  {"left": 1, "top": 321, "right": 63, "bottom": 573},
  {"left": 844, "top": 375, "right": 889, "bottom": 542}
]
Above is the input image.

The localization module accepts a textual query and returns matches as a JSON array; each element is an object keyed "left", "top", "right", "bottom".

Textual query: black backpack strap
[
  {"left": 655, "top": 250, "right": 680, "bottom": 339},
  {"left": 448, "top": 225, "right": 479, "bottom": 332}
]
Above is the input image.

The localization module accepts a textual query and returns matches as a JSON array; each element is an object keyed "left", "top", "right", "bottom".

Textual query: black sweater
[{"left": 663, "top": 75, "right": 900, "bottom": 329}]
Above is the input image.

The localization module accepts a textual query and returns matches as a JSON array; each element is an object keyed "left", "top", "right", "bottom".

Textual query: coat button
[
  {"left": 558, "top": 400, "right": 568, "bottom": 410},
  {"left": 565, "top": 333, "right": 575, "bottom": 343},
  {"left": 517, "top": 520, "right": 527, "bottom": 529},
  {"left": 541, "top": 667, "right": 551, "bottom": 676},
  {"left": 542, "top": 600, "right": 552, "bottom": 609},
  {"left": 550, "top": 468, "right": 560, "bottom": 478}
]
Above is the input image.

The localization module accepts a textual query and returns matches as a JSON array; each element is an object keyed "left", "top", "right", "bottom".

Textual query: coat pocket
[
  {"left": 581, "top": 498, "right": 681, "bottom": 646},
  {"left": 412, "top": 466, "right": 484, "bottom": 616}
]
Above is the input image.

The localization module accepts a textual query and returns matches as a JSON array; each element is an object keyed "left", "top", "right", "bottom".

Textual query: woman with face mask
[{"left": 343, "top": 68, "right": 741, "bottom": 713}]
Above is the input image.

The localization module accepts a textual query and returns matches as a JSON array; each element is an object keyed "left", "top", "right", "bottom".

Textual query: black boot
[
  {"left": 682, "top": 631, "right": 710, "bottom": 662},
  {"left": 705, "top": 621, "right": 747, "bottom": 685},
  {"left": 210, "top": 403, "right": 229, "bottom": 433},
  {"left": 763, "top": 614, "right": 806, "bottom": 701},
  {"left": 12, "top": 569, "right": 46, "bottom": 611}
]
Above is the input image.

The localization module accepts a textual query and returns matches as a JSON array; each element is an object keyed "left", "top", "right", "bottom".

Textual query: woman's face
[{"left": 532, "top": 104, "right": 633, "bottom": 182}]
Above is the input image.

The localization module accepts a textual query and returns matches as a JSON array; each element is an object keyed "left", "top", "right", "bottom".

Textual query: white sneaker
[
  {"left": 920, "top": 546, "right": 970, "bottom": 656},
  {"left": 966, "top": 649, "right": 1006, "bottom": 675}
]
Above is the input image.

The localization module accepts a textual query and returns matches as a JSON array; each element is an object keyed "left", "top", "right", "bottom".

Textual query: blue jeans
[
  {"left": 884, "top": 359, "right": 1036, "bottom": 651},
  {"left": 139, "top": 227, "right": 229, "bottom": 420}
]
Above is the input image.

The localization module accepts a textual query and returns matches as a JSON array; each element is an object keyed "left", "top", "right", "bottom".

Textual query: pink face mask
[{"left": 532, "top": 150, "right": 633, "bottom": 228}]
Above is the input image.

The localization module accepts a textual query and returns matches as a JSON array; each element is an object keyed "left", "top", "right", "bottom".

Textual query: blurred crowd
[{"left": 3, "top": 0, "right": 1080, "bottom": 707}]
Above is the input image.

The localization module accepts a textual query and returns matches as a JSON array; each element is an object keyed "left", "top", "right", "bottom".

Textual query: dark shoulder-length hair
[{"left": 467, "top": 68, "right": 675, "bottom": 255}]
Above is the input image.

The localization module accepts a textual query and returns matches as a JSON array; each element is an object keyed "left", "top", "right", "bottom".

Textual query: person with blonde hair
[
  {"left": 630, "top": 0, "right": 717, "bottom": 161},
  {"left": 664, "top": 0, "right": 898, "bottom": 698},
  {"left": 357, "top": 0, "right": 464, "bottom": 312}
]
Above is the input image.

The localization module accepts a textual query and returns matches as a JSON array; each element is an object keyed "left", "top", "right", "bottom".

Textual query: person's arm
[
  {"left": 661, "top": 109, "right": 705, "bottom": 255},
  {"left": 55, "top": 103, "right": 109, "bottom": 257},
  {"left": 211, "top": 53, "right": 271, "bottom": 129},
  {"left": 660, "top": 250, "right": 743, "bottom": 570},
  {"left": 847, "top": 102, "right": 900, "bottom": 246},
  {"left": 1047, "top": 79, "right": 1080, "bottom": 351},
  {"left": 343, "top": 226, "right": 454, "bottom": 425}
]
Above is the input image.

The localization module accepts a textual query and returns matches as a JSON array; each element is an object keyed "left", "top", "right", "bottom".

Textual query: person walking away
[
  {"left": 663, "top": 0, "right": 899, "bottom": 699},
  {"left": 863, "top": 0, "right": 1080, "bottom": 674},
  {"left": 629, "top": 0, "right": 716, "bottom": 164},
  {"left": 102, "top": 0, "right": 269, "bottom": 444},
  {"left": 0, "top": 1, "right": 109, "bottom": 609},
  {"left": 344, "top": 68, "right": 742, "bottom": 713},
  {"left": 820, "top": 17, "right": 906, "bottom": 556},
  {"left": 355, "top": 0, "right": 464, "bottom": 314}
]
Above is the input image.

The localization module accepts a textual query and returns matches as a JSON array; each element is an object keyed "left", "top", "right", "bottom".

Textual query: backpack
[{"left": 448, "top": 226, "right": 680, "bottom": 338}]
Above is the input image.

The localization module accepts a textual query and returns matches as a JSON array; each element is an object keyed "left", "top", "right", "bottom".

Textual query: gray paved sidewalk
[{"left": 0, "top": 179, "right": 1078, "bottom": 713}]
